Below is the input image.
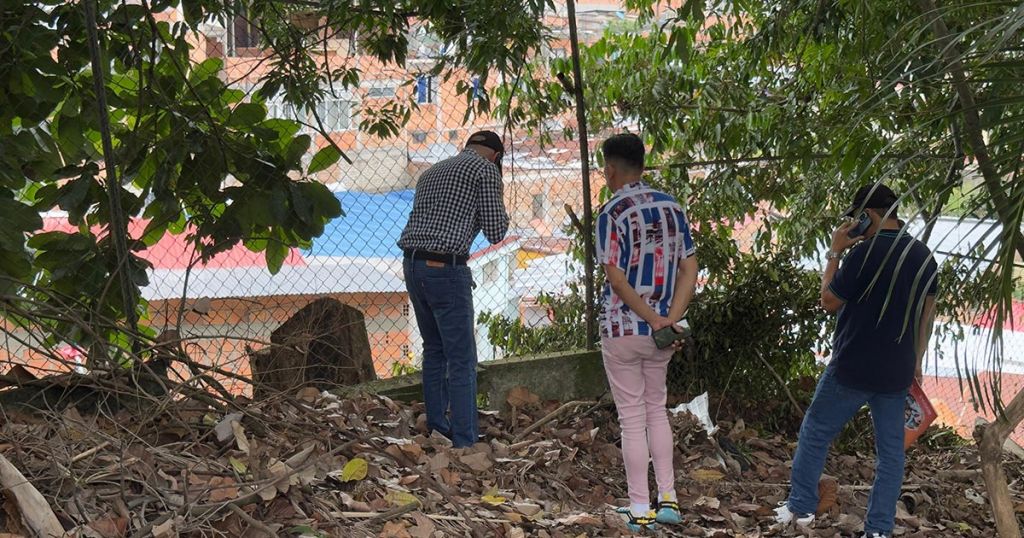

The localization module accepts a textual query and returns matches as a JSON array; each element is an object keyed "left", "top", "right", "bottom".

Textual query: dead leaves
[
  {"left": 458, "top": 452, "right": 493, "bottom": 473},
  {"left": 506, "top": 386, "right": 541, "bottom": 408},
  {"left": 86, "top": 514, "right": 127, "bottom": 537},
  {"left": 206, "top": 476, "right": 240, "bottom": 503},
  {"left": 407, "top": 512, "right": 436, "bottom": 538},
  {"left": 816, "top": 476, "right": 839, "bottom": 515},
  {"left": 2, "top": 387, "right": 1012, "bottom": 538}
]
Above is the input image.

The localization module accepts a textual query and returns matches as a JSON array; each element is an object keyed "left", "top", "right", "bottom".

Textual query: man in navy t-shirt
[{"left": 774, "top": 184, "right": 938, "bottom": 538}]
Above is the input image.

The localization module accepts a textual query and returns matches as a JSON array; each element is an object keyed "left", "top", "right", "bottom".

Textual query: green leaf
[
  {"left": 227, "top": 103, "right": 267, "bottom": 128},
  {"left": 307, "top": 146, "right": 341, "bottom": 175},
  {"left": 229, "top": 456, "right": 248, "bottom": 475},
  {"left": 265, "top": 241, "right": 288, "bottom": 274},
  {"left": 289, "top": 183, "right": 315, "bottom": 225},
  {"left": 27, "top": 231, "right": 94, "bottom": 251},
  {"left": 191, "top": 57, "right": 224, "bottom": 83},
  {"left": 140, "top": 219, "right": 169, "bottom": 247},
  {"left": 259, "top": 119, "right": 302, "bottom": 148},
  {"left": 286, "top": 135, "right": 312, "bottom": 165},
  {"left": 0, "top": 197, "right": 43, "bottom": 236},
  {"left": 0, "top": 247, "right": 32, "bottom": 279},
  {"left": 56, "top": 174, "right": 94, "bottom": 223}
]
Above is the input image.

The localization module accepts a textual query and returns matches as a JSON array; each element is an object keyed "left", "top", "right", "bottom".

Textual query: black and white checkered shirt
[{"left": 398, "top": 149, "right": 509, "bottom": 256}]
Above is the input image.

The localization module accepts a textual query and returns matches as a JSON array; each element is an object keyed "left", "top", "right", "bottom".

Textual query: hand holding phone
[
  {"left": 847, "top": 211, "right": 871, "bottom": 239},
  {"left": 652, "top": 321, "right": 691, "bottom": 350}
]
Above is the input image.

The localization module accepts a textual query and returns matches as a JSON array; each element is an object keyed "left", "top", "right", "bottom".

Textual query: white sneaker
[
  {"left": 862, "top": 534, "right": 890, "bottom": 538},
  {"left": 773, "top": 503, "right": 815, "bottom": 526}
]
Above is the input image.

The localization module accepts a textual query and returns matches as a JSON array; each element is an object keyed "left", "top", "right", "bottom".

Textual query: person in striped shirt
[{"left": 595, "top": 133, "right": 698, "bottom": 531}]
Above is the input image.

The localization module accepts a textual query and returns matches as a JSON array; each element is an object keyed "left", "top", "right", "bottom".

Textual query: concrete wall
[{"left": 340, "top": 349, "right": 606, "bottom": 410}]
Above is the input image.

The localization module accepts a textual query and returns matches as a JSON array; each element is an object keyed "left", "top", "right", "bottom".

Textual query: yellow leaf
[
  {"left": 341, "top": 457, "right": 368, "bottom": 482},
  {"left": 228, "top": 456, "right": 248, "bottom": 475},
  {"left": 689, "top": 468, "right": 724, "bottom": 482},
  {"left": 231, "top": 421, "right": 250, "bottom": 455},
  {"left": 384, "top": 490, "right": 421, "bottom": 508},
  {"left": 481, "top": 494, "right": 506, "bottom": 506}
]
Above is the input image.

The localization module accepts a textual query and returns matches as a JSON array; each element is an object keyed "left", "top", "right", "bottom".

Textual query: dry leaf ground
[{"left": 0, "top": 386, "right": 1017, "bottom": 537}]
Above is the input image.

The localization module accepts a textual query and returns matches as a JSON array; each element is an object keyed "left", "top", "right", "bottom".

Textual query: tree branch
[
  {"left": 916, "top": 4, "right": 1024, "bottom": 536},
  {"left": 916, "top": 0, "right": 1024, "bottom": 261}
]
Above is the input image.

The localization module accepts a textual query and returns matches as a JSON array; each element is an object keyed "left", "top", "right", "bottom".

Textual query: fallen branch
[
  {"left": 755, "top": 351, "right": 805, "bottom": 418},
  {"left": 513, "top": 400, "right": 595, "bottom": 442},
  {"left": 131, "top": 438, "right": 361, "bottom": 538},
  {"left": 0, "top": 454, "right": 65, "bottom": 537},
  {"left": 936, "top": 469, "right": 983, "bottom": 482},
  {"left": 227, "top": 503, "right": 277, "bottom": 537},
  {"left": 336, "top": 511, "right": 511, "bottom": 524},
  {"left": 362, "top": 502, "right": 419, "bottom": 526},
  {"left": 705, "top": 479, "right": 928, "bottom": 492},
  {"left": 71, "top": 441, "right": 112, "bottom": 464},
  {"left": 366, "top": 440, "right": 490, "bottom": 538}
]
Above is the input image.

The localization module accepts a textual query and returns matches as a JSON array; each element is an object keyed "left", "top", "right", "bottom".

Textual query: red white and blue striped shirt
[{"left": 596, "top": 181, "right": 695, "bottom": 338}]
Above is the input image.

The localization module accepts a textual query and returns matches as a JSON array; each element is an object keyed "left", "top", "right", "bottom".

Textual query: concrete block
[{"left": 337, "top": 349, "right": 608, "bottom": 410}]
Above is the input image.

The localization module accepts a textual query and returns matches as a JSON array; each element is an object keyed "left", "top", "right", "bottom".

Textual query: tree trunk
[
  {"left": 975, "top": 378, "right": 1024, "bottom": 538},
  {"left": 916, "top": 1, "right": 1024, "bottom": 535}
]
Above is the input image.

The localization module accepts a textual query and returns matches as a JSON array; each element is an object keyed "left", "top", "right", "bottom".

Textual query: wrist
[{"left": 826, "top": 250, "right": 842, "bottom": 261}]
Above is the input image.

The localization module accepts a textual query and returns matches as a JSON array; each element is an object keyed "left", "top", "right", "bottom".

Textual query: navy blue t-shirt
[{"left": 829, "top": 230, "right": 938, "bottom": 393}]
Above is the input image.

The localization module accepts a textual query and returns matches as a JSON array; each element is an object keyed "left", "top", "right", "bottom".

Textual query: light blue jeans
[{"left": 788, "top": 364, "right": 908, "bottom": 535}]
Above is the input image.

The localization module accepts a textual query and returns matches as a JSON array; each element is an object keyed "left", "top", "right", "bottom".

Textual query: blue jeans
[
  {"left": 788, "top": 364, "right": 908, "bottom": 535},
  {"left": 403, "top": 258, "right": 478, "bottom": 448}
]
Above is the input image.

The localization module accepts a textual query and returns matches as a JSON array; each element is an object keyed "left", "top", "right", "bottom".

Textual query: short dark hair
[{"left": 602, "top": 133, "right": 645, "bottom": 171}]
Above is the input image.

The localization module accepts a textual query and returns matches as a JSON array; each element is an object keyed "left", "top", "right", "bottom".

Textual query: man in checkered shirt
[{"left": 398, "top": 130, "right": 509, "bottom": 448}]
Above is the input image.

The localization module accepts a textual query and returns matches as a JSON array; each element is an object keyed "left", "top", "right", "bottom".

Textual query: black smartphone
[
  {"left": 653, "top": 324, "right": 691, "bottom": 350},
  {"left": 847, "top": 211, "right": 870, "bottom": 238}
]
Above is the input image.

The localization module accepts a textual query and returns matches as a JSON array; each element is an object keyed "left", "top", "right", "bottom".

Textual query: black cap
[
  {"left": 843, "top": 183, "right": 899, "bottom": 217},
  {"left": 466, "top": 130, "right": 505, "bottom": 154}
]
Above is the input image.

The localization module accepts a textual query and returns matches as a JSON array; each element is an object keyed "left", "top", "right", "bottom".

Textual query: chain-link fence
[{"left": 2, "top": 4, "right": 1022, "bottom": 444}]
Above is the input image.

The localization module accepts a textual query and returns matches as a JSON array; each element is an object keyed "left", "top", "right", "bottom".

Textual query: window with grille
[
  {"left": 227, "top": 14, "right": 261, "bottom": 56},
  {"left": 315, "top": 98, "right": 353, "bottom": 132},
  {"left": 366, "top": 82, "right": 398, "bottom": 99},
  {"left": 415, "top": 75, "right": 435, "bottom": 104}
]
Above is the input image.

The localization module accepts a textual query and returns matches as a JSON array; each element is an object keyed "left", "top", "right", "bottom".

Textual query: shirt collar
[{"left": 618, "top": 181, "right": 648, "bottom": 194}]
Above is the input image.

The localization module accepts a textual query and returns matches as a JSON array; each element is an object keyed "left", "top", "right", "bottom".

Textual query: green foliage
[
  {"left": 670, "top": 251, "right": 831, "bottom": 427},
  {"left": 479, "top": 285, "right": 590, "bottom": 356},
  {"left": 390, "top": 360, "right": 421, "bottom": 378},
  {"left": 497, "top": 0, "right": 1024, "bottom": 409},
  {"left": 0, "top": 0, "right": 553, "bottom": 365}
]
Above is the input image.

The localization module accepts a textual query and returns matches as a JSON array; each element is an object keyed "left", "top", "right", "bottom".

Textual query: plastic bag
[
  {"left": 904, "top": 379, "right": 937, "bottom": 450},
  {"left": 670, "top": 392, "right": 718, "bottom": 436}
]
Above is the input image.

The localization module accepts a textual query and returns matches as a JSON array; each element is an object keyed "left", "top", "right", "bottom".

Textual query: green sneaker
[
  {"left": 615, "top": 507, "right": 657, "bottom": 533},
  {"left": 655, "top": 497, "right": 682, "bottom": 524}
]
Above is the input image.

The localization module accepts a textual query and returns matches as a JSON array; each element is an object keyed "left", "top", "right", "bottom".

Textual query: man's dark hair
[{"left": 602, "top": 133, "right": 645, "bottom": 171}]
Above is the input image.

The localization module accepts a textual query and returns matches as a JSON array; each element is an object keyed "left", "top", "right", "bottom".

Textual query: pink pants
[{"left": 601, "top": 336, "right": 676, "bottom": 505}]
